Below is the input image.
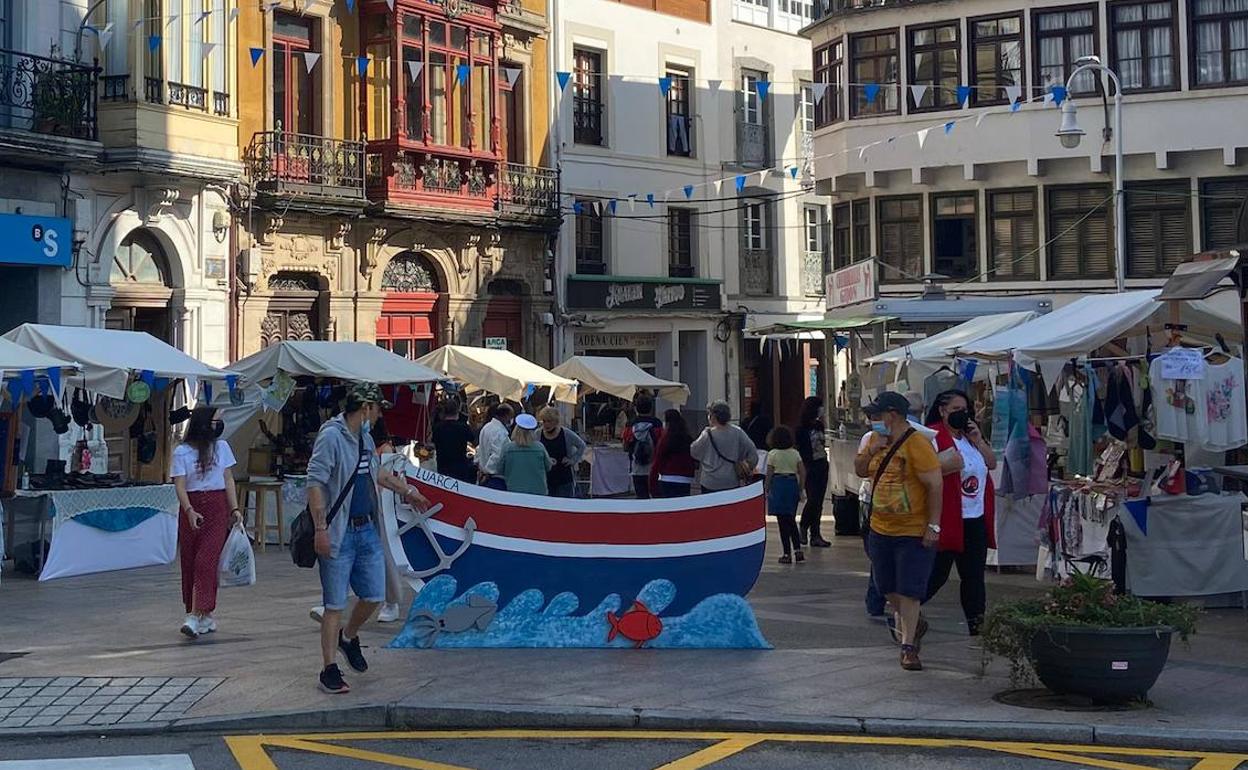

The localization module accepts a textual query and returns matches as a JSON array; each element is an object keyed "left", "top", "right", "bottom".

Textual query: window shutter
[
  {"left": 1048, "top": 186, "right": 1111, "bottom": 278},
  {"left": 1202, "top": 178, "right": 1248, "bottom": 250}
]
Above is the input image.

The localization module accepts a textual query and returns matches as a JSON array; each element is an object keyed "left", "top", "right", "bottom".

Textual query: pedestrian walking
[
  {"left": 854, "top": 391, "right": 943, "bottom": 671},
  {"left": 475, "top": 403, "right": 514, "bottom": 490},
  {"left": 370, "top": 417, "right": 405, "bottom": 625},
  {"left": 622, "top": 394, "right": 663, "bottom": 499},
  {"left": 489, "top": 412, "right": 553, "bottom": 495},
  {"left": 650, "top": 409, "right": 696, "bottom": 497},
  {"left": 431, "top": 397, "right": 477, "bottom": 484},
  {"left": 538, "top": 406, "right": 586, "bottom": 498},
  {"left": 795, "top": 397, "right": 832, "bottom": 548},
  {"left": 765, "top": 426, "right": 806, "bottom": 564},
  {"left": 308, "top": 382, "right": 430, "bottom": 694},
  {"left": 690, "top": 400, "right": 757, "bottom": 494},
  {"left": 924, "top": 390, "right": 997, "bottom": 637},
  {"left": 171, "top": 407, "right": 241, "bottom": 639}
]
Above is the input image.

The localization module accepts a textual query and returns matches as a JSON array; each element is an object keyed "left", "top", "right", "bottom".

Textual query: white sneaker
[
  {"left": 180, "top": 614, "right": 200, "bottom": 639},
  {"left": 310, "top": 606, "right": 324, "bottom": 624},
  {"left": 199, "top": 616, "right": 217, "bottom": 634},
  {"left": 378, "top": 603, "right": 400, "bottom": 623}
]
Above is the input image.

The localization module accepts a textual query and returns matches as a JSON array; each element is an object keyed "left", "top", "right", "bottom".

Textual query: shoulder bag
[
  {"left": 290, "top": 429, "right": 364, "bottom": 569},
  {"left": 707, "top": 429, "right": 756, "bottom": 484},
  {"left": 860, "top": 428, "right": 915, "bottom": 531}
]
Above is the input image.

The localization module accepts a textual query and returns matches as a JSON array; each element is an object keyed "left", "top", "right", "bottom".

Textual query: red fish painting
[{"left": 606, "top": 601, "right": 663, "bottom": 648}]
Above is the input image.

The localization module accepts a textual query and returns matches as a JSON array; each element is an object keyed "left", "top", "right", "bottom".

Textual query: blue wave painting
[{"left": 388, "top": 576, "right": 771, "bottom": 650}]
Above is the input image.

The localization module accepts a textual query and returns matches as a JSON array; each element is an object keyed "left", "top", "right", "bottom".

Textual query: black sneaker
[
  {"left": 318, "top": 663, "right": 350, "bottom": 694},
  {"left": 338, "top": 630, "right": 369, "bottom": 673}
]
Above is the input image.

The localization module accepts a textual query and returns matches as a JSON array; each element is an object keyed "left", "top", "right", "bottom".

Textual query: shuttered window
[
  {"left": 1046, "top": 185, "right": 1113, "bottom": 278},
  {"left": 1125, "top": 182, "right": 1191, "bottom": 277},
  {"left": 852, "top": 199, "right": 871, "bottom": 260},
  {"left": 832, "top": 202, "right": 851, "bottom": 269},
  {"left": 988, "top": 190, "right": 1039, "bottom": 280},
  {"left": 1200, "top": 177, "right": 1248, "bottom": 250},
  {"left": 877, "top": 195, "right": 924, "bottom": 282}
]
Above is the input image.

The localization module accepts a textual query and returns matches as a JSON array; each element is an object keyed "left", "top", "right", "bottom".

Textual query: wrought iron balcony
[
  {"left": 740, "top": 248, "right": 775, "bottom": 295},
  {"left": 167, "top": 82, "right": 208, "bottom": 112},
  {"left": 735, "top": 120, "right": 770, "bottom": 168},
  {"left": 499, "top": 162, "right": 559, "bottom": 219},
  {"left": 0, "top": 48, "right": 98, "bottom": 141},
  {"left": 247, "top": 131, "right": 366, "bottom": 202},
  {"left": 101, "top": 74, "right": 129, "bottom": 102}
]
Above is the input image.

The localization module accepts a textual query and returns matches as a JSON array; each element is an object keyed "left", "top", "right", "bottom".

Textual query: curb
[{"left": 3, "top": 703, "right": 1247, "bottom": 751}]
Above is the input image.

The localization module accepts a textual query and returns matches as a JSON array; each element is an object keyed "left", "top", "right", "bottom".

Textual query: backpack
[{"left": 630, "top": 422, "right": 656, "bottom": 467}]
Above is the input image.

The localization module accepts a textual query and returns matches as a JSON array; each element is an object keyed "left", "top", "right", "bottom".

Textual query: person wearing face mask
[
  {"left": 923, "top": 389, "right": 997, "bottom": 637},
  {"left": 475, "top": 403, "right": 515, "bottom": 491},
  {"left": 171, "top": 407, "right": 242, "bottom": 639},
  {"left": 795, "top": 397, "right": 831, "bottom": 548},
  {"left": 854, "top": 391, "right": 943, "bottom": 671}
]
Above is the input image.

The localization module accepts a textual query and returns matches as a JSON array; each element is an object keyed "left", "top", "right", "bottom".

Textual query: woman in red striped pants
[{"left": 171, "top": 407, "right": 241, "bottom": 638}]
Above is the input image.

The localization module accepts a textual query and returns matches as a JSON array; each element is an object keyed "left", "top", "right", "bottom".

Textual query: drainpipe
[{"left": 548, "top": 0, "right": 566, "bottom": 367}]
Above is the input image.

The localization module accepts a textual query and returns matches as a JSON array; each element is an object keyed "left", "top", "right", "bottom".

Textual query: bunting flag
[
  {"left": 407, "top": 60, "right": 424, "bottom": 82},
  {"left": 153, "top": 377, "right": 170, "bottom": 393},
  {"left": 662, "top": 191, "right": 670, "bottom": 204},
  {"left": 502, "top": 66, "right": 521, "bottom": 87},
  {"left": 262, "top": 0, "right": 282, "bottom": 10},
  {"left": 713, "top": 179, "right": 723, "bottom": 195},
  {"left": 864, "top": 83, "right": 880, "bottom": 104},
  {"left": 302, "top": 51, "right": 320, "bottom": 72},
  {"left": 645, "top": 193, "right": 655, "bottom": 208},
  {"left": 99, "top": 29, "right": 114, "bottom": 52},
  {"left": 201, "top": 41, "right": 216, "bottom": 59},
  {"left": 811, "top": 82, "right": 829, "bottom": 103},
  {"left": 203, "top": 382, "right": 213, "bottom": 406},
  {"left": 249, "top": 46, "right": 263, "bottom": 65},
  {"left": 944, "top": 121, "right": 955, "bottom": 135},
  {"left": 956, "top": 84, "right": 972, "bottom": 105},
  {"left": 976, "top": 110, "right": 987, "bottom": 128},
  {"left": 1006, "top": 84, "right": 1023, "bottom": 110},
  {"left": 1050, "top": 86, "right": 1068, "bottom": 106},
  {"left": 572, "top": 201, "right": 583, "bottom": 215},
  {"left": 345, "top": 0, "right": 356, "bottom": 11},
  {"left": 909, "top": 84, "right": 928, "bottom": 105},
  {"left": 149, "top": 35, "right": 163, "bottom": 52},
  {"left": 197, "top": 9, "right": 212, "bottom": 23},
  {"left": 47, "top": 366, "right": 62, "bottom": 398},
  {"left": 229, "top": 8, "right": 241, "bottom": 21},
  {"left": 858, "top": 144, "right": 870, "bottom": 161},
  {"left": 1042, "top": 91, "right": 1056, "bottom": 105},
  {"left": 592, "top": 201, "right": 603, "bottom": 216},
  {"left": 225, "top": 374, "right": 240, "bottom": 397},
  {"left": 556, "top": 71, "right": 571, "bottom": 91},
  {"left": 658, "top": 77, "right": 672, "bottom": 97},
  {"left": 131, "top": 18, "right": 144, "bottom": 31},
  {"left": 788, "top": 166, "right": 799, "bottom": 179},
  {"left": 386, "top": 0, "right": 396, "bottom": 8},
  {"left": 734, "top": 175, "right": 746, "bottom": 192},
  {"left": 19, "top": 370, "right": 35, "bottom": 399},
  {"left": 357, "top": 56, "right": 370, "bottom": 76},
  {"left": 683, "top": 184, "right": 694, "bottom": 199},
  {"left": 916, "top": 128, "right": 930, "bottom": 149},
  {"left": 165, "top": 13, "right": 180, "bottom": 28},
  {"left": 756, "top": 169, "right": 768, "bottom": 185},
  {"left": 627, "top": 194, "right": 637, "bottom": 212},
  {"left": 455, "top": 63, "right": 470, "bottom": 86},
  {"left": 755, "top": 80, "right": 770, "bottom": 101},
  {"left": 707, "top": 79, "right": 721, "bottom": 94},
  {"left": 1124, "top": 497, "right": 1149, "bottom": 535},
  {"left": 608, "top": 199, "right": 617, "bottom": 214},
  {"left": 139, "top": 370, "right": 156, "bottom": 388}
]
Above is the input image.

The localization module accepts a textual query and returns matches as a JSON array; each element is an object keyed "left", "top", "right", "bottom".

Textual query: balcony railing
[
  {"left": 499, "top": 162, "right": 559, "bottom": 218},
  {"left": 167, "top": 82, "right": 208, "bottom": 112},
  {"left": 101, "top": 74, "right": 129, "bottom": 102},
  {"left": 735, "top": 121, "right": 770, "bottom": 168},
  {"left": 144, "top": 76, "right": 162, "bottom": 104},
  {"left": 803, "top": 250, "right": 827, "bottom": 297},
  {"left": 0, "top": 49, "right": 98, "bottom": 141},
  {"left": 248, "top": 131, "right": 366, "bottom": 201},
  {"left": 740, "top": 248, "right": 774, "bottom": 295},
  {"left": 213, "top": 91, "right": 229, "bottom": 117}
]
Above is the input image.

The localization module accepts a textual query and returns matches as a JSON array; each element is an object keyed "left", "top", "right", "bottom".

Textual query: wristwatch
[{"left": 927, "top": 523, "right": 942, "bottom": 534}]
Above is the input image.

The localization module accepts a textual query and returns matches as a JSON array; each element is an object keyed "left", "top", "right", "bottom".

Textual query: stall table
[
  {"left": 10, "top": 484, "right": 178, "bottom": 581},
  {"left": 1117, "top": 492, "right": 1248, "bottom": 600},
  {"left": 585, "top": 445, "right": 632, "bottom": 497}
]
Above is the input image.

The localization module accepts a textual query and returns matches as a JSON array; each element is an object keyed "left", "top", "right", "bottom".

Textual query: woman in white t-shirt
[{"left": 170, "top": 407, "right": 241, "bottom": 639}]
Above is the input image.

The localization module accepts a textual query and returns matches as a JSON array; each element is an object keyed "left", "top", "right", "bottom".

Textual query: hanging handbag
[
  {"left": 290, "top": 430, "right": 364, "bottom": 568},
  {"left": 859, "top": 428, "right": 915, "bottom": 530},
  {"left": 136, "top": 407, "right": 159, "bottom": 464},
  {"left": 707, "top": 429, "right": 755, "bottom": 484}
]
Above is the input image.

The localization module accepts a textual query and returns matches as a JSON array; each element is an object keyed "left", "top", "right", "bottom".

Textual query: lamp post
[{"left": 1054, "top": 55, "right": 1126, "bottom": 293}]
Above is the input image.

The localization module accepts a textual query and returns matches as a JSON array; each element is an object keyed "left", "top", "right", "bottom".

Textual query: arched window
[
  {"left": 110, "top": 229, "right": 170, "bottom": 286},
  {"left": 381, "top": 252, "right": 439, "bottom": 293}
]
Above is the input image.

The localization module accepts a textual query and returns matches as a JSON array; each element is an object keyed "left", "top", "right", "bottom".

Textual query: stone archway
[
  {"left": 376, "top": 251, "right": 446, "bottom": 360},
  {"left": 262, "top": 271, "right": 326, "bottom": 347},
  {"left": 106, "top": 228, "right": 175, "bottom": 343}
]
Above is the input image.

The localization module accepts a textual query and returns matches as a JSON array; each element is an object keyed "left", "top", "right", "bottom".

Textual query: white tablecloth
[
  {"left": 1118, "top": 492, "right": 1248, "bottom": 598},
  {"left": 585, "top": 446, "right": 632, "bottom": 497}
]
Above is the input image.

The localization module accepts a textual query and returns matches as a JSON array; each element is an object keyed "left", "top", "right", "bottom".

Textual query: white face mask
[{"left": 361, "top": 419, "right": 372, "bottom": 433}]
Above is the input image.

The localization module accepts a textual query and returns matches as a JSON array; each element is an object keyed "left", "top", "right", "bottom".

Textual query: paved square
[{"left": 0, "top": 676, "right": 224, "bottom": 729}]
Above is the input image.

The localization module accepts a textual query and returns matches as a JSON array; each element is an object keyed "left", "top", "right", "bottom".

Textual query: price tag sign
[{"left": 1159, "top": 347, "right": 1206, "bottom": 380}]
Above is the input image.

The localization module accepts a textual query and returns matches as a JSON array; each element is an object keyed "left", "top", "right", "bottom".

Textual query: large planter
[{"left": 1029, "top": 625, "right": 1173, "bottom": 702}]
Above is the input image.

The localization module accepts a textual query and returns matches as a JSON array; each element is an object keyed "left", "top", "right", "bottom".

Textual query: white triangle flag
[
  {"left": 628, "top": 195, "right": 636, "bottom": 212},
  {"left": 593, "top": 201, "right": 603, "bottom": 216},
  {"left": 916, "top": 128, "right": 931, "bottom": 149},
  {"left": 407, "top": 60, "right": 424, "bottom": 82},
  {"left": 1043, "top": 92, "right": 1055, "bottom": 105},
  {"left": 707, "top": 79, "right": 722, "bottom": 94},
  {"left": 302, "top": 51, "right": 321, "bottom": 72},
  {"left": 859, "top": 144, "right": 870, "bottom": 161},
  {"left": 99, "top": 29, "right": 114, "bottom": 52},
  {"left": 132, "top": 18, "right": 144, "bottom": 31},
  {"left": 386, "top": 0, "right": 396, "bottom": 8},
  {"left": 713, "top": 179, "right": 723, "bottom": 195},
  {"left": 502, "top": 67, "right": 521, "bottom": 87},
  {"left": 663, "top": 191, "right": 670, "bottom": 203},
  {"left": 1005, "top": 84, "right": 1022, "bottom": 104},
  {"left": 975, "top": 111, "right": 987, "bottom": 128},
  {"left": 910, "top": 84, "right": 928, "bottom": 106},
  {"left": 229, "top": 8, "right": 241, "bottom": 22},
  {"left": 757, "top": 169, "right": 768, "bottom": 186},
  {"left": 166, "top": 13, "right": 180, "bottom": 27},
  {"left": 201, "top": 41, "right": 217, "bottom": 58},
  {"left": 197, "top": 10, "right": 212, "bottom": 23},
  {"left": 811, "top": 82, "right": 829, "bottom": 103}
]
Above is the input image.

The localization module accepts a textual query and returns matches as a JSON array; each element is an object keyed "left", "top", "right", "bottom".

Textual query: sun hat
[{"left": 515, "top": 413, "right": 538, "bottom": 430}]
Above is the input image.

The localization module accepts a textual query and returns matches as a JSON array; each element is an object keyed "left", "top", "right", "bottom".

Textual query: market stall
[
  {"left": 1, "top": 324, "right": 233, "bottom": 581},
  {"left": 416, "top": 345, "right": 578, "bottom": 405},
  {"left": 863, "top": 310, "right": 1040, "bottom": 386}
]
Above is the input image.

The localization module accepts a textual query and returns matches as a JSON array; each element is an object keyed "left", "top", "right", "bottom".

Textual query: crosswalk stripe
[{"left": 0, "top": 756, "right": 194, "bottom": 770}]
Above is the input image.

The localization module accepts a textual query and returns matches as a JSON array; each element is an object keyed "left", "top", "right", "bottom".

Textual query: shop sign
[
  {"left": 0, "top": 213, "right": 73, "bottom": 268},
  {"left": 485, "top": 337, "right": 508, "bottom": 350},
  {"left": 826, "top": 260, "right": 876, "bottom": 310},
  {"left": 567, "top": 276, "right": 722, "bottom": 311},
  {"left": 574, "top": 332, "right": 659, "bottom": 352}
]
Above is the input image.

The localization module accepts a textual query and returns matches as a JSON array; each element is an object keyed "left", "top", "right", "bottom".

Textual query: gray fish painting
[{"left": 408, "top": 594, "right": 497, "bottom": 648}]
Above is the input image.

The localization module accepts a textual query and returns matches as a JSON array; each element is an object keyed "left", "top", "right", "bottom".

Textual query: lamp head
[{"left": 1056, "top": 100, "right": 1084, "bottom": 149}]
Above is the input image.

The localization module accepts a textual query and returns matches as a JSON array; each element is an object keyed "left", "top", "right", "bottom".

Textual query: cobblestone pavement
[{"left": 0, "top": 676, "right": 223, "bottom": 729}]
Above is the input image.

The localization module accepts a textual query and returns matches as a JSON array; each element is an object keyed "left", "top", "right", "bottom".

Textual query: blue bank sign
[{"left": 0, "top": 213, "right": 73, "bottom": 268}]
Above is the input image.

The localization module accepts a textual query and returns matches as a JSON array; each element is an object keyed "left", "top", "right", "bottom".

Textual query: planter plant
[{"left": 982, "top": 573, "right": 1199, "bottom": 703}]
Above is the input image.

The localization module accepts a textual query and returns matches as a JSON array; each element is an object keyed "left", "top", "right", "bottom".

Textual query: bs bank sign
[{"left": 0, "top": 213, "right": 73, "bottom": 268}]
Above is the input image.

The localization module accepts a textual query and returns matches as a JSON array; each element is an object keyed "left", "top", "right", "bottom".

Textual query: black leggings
[
  {"left": 800, "top": 460, "right": 830, "bottom": 539},
  {"left": 776, "top": 514, "right": 802, "bottom": 555},
  {"left": 926, "top": 516, "right": 989, "bottom": 623}
]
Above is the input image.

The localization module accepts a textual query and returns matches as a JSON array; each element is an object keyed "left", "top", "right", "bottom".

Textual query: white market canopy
[
  {"left": 2, "top": 323, "right": 230, "bottom": 401},
  {"left": 228, "top": 341, "right": 443, "bottom": 385},
  {"left": 0, "top": 337, "right": 79, "bottom": 379},
  {"left": 552, "top": 355, "right": 690, "bottom": 405},
  {"left": 957, "top": 289, "right": 1241, "bottom": 385},
  {"left": 864, "top": 311, "right": 1040, "bottom": 381},
  {"left": 416, "top": 345, "right": 579, "bottom": 404}
]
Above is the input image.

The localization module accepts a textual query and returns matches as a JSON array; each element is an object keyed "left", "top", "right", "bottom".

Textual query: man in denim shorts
[{"left": 308, "top": 382, "right": 429, "bottom": 694}]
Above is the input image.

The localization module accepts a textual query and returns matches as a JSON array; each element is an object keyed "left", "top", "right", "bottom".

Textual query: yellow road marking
[
  {"left": 264, "top": 737, "right": 475, "bottom": 770},
  {"left": 1192, "top": 759, "right": 1248, "bottom": 770},
  {"left": 652, "top": 737, "right": 765, "bottom": 770},
  {"left": 987, "top": 746, "right": 1177, "bottom": 770},
  {"left": 224, "top": 736, "right": 280, "bottom": 770}
]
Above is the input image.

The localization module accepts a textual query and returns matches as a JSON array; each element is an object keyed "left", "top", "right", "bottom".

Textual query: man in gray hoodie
[{"left": 308, "top": 382, "right": 429, "bottom": 694}]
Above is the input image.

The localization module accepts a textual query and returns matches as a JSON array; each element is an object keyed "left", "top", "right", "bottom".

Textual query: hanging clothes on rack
[{"left": 1195, "top": 356, "right": 1248, "bottom": 452}]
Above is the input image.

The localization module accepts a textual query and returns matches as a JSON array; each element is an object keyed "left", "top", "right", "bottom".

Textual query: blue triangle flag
[
  {"left": 944, "top": 121, "right": 955, "bottom": 135},
  {"left": 1124, "top": 498, "right": 1149, "bottom": 535},
  {"left": 789, "top": 166, "right": 799, "bottom": 179},
  {"left": 556, "top": 71, "right": 571, "bottom": 91},
  {"left": 735, "top": 175, "right": 746, "bottom": 192},
  {"left": 6, "top": 379, "right": 21, "bottom": 404},
  {"left": 249, "top": 46, "right": 263, "bottom": 66},
  {"left": 153, "top": 377, "right": 170, "bottom": 392},
  {"left": 140, "top": 369, "right": 156, "bottom": 387},
  {"left": 455, "top": 63, "right": 470, "bottom": 86},
  {"left": 956, "top": 85, "right": 972, "bottom": 105},
  {"left": 683, "top": 185, "right": 694, "bottom": 199},
  {"left": 47, "top": 367, "right": 61, "bottom": 397},
  {"left": 646, "top": 193, "right": 655, "bottom": 208},
  {"left": 833, "top": 334, "right": 848, "bottom": 352},
  {"left": 864, "top": 83, "right": 880, "bottom": 103},
  {"left": 151, "top": 35, "right": 164, "bottom": 53},
  {"left": 345, "top": 0, "right": 356, "bottom": 10},
  {"left": 1011, "top": 99, "right": 1023, "bottom": 113},
  {"left": 1050, "top": 86, "right": 1068, "bottom": 106},
  {"left": 226, "top": 374, "right": 239, "bottom": 394},
  {"left": 19, "top": 370, "right": 35, "bottom": 398},
  {"left": 572, "top": 201, "right": 583, "bottom": 215},
  {"left": 203, "top": 382, "right": 213, "bottom": 405},
  {"left": 659, "top": 77, "right": 672, "bottom": 96},
  {"left": 756, "top": 80, "right": 770, "bottom": 101},
  {"left": 357, "top": 56, "right": 370, "bottom": 76},
  {"left": 608, "top": 199, "right": 617, "bottom": 214},
  {"left": 523, "top": 383, "right": 536, "bottom": 399}
]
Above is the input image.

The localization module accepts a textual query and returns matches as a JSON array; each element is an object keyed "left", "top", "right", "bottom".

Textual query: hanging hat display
[
  {"left": 26, "top": 393, "right": 55, "bottom": 419},
  {"left": 70, "top": 388, "right": 91, "bottom": 428},
  {"left": 95, "top": 395, "right": 141, "bottom": 434}
]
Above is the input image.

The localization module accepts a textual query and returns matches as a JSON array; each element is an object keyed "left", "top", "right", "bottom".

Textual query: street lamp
[{"left": 1053, "top": 55, "right": 1126, "bottom": 293}]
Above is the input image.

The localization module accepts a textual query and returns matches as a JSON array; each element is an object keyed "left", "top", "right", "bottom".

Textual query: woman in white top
[{"left": 171, "top": 407, "right": 241, "bottom": 639}]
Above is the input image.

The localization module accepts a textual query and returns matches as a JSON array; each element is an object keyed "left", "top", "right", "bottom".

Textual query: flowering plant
[{"left": 981, "top": 574, "right": 1199, "bottom": 686}]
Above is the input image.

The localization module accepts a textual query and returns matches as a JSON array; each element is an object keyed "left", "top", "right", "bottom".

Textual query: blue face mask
[{"left": 871, "top": 421, "right": 890, "bottom": 436}]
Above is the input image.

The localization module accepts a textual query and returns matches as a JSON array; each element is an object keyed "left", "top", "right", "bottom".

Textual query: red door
[
  {"left": 482, "top": 296, "right": 522, "bottom": 355},
  {"left": 376, "top": 293, "right": 440, "bottom": 359}
]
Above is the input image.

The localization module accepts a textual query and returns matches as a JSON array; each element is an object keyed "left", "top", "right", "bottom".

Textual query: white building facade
[{"left": 552, "top": 0, "right": 831, "bottom": 426}]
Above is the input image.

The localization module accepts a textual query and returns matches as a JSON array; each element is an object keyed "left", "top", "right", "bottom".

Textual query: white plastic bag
[{"left": 218, "top": 524, "right": 256, "bottom": 588}]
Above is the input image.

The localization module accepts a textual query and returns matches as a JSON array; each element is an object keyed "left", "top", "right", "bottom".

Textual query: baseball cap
[
  {"left": 515, "top": 413, "right": 538, "bottom": 430},
  {"left": 863, "top": 391, "right": 911, "bottom": 417},
  {"left": 347, "top": 381, "right": 393, "bottom": 409}
]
